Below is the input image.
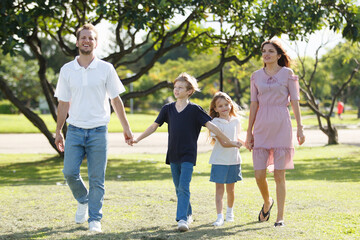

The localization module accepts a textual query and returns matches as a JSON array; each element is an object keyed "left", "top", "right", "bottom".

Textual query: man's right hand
[
  {"left": 123, "top": 129, "right": 134, "bottom": 146},
  {"left": 55, "top": 133, "right": 65, "bottom": 152}
]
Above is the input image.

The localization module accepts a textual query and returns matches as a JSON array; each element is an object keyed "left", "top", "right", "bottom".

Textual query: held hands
[
  {"left": 124, "top": 129, "right": 134, "bottom": 146},
  {"left": 230, "top": 140, "right": 242, "bottom": 148},
  {"left": 297, "top": 125, "right": 305, "bottom": 145},
  {"left": 245, "top": 132, "right": 254, "bottom": 151}
]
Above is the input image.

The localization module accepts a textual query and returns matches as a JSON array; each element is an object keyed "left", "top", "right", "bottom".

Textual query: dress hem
[{"left": 252, "top": 147, "right": 295, "bottom": 173}]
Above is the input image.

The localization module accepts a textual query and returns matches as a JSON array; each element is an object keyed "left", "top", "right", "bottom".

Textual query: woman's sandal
[
  {"left": 274, "top": 221, "right": 285, "bottom": 227},
  {"left": 258, "top": 198, "right": 274, "bottom": 222}
]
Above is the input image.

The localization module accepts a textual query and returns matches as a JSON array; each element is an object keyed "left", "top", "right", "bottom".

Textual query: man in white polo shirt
[{"left": 54, "top": 23, "right": 133, "bottom": 233}]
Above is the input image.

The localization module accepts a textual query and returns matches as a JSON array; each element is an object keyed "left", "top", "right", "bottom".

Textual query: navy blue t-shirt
[{"left": 155, "top": 102, "right": 211, "bottom": 166}]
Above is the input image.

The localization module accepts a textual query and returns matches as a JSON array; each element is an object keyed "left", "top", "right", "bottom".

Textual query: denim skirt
[{"left": 210, "top": 164, "right": 242, "bottom": 184}]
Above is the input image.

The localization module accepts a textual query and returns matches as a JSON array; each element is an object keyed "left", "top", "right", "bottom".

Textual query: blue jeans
[
  {"left": 170, "top": 162, "right": 194, "bottom": 221},
  {"left": 63, "top": 124, "right": 108, "bottom": 222}
]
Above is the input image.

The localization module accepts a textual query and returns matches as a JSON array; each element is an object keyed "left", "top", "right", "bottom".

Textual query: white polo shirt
[
  {"left": 209, "top": 117, "right": 242, "bottom": 165},
  {"left": 54, "top": 56, "right": 125, "bottom": 129}
]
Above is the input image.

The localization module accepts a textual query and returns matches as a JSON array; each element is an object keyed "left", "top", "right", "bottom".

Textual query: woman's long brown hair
[{"left": 261, "top": 40, "right": 291, "bottom": 67}]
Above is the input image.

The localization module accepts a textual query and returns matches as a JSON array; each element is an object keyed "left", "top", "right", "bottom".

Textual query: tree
[
  {"left": 0, "top": 0, "right": 359, "bottom": 153},
  {"left": 295, "top": 41, "right": 360, "bottom": 144},
  {"left": 322, "top": 41, "right": 360, "bottom": 118},
  {"left": 0, "top": 52, "right": 41, "bottom": 108}
]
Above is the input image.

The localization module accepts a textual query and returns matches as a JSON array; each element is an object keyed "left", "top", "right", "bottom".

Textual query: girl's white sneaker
[
  {"left": 212, "top": 218, "right": 224, "bottom": 226},
  {"left": 226, "top": 212, "right": 234, "bottom": 222}
]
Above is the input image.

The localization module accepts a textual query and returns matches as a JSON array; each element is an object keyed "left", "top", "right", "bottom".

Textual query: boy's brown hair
[
  {"left": 76, "top": 23, "right": 98, "bottom": 41},
  {"left": 174, "top": 72, "right": 200, "bottom": 97}
]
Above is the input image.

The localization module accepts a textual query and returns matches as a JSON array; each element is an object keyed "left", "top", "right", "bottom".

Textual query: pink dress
[{"left": 250, "top": 67, "right": 300, "bottom": 171}]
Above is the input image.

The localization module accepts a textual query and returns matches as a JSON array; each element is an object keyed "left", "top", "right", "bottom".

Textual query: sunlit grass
[
  {"left": 1, "top": 112, "right": 359, "bottom": 133},
  {"left": 0, "top": 145, "right": 359, "bottom": 239}
]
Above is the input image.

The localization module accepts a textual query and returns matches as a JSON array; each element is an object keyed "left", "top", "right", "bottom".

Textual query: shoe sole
[
  {"left": 178, "top": 226, "right": 189, "bottom": 232},
  {"left": 76, "top": 220, "right": 86, "bottom": 224},
  {"left": 213, "top": 223, "right": 224, "bottom": 226},
  {"left": 75, "top": 215, "right": 88, "bottom": 224},
  {"left": 75, "top": 216, "right": 88, "bottom": 224}
]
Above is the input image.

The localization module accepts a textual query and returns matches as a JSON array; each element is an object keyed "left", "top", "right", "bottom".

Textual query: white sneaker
[
  {"left": 89, "top": 221, "right": 102, "bottom": 232},
  {"left": 178, "top": 220, "right": 189, "bottom": 232},
  {"left": 75, "top": 202, "right": 88, "bottom": 224},
  {"left": 212, "top": 218, "right": 224, "bottom": 226},
  {"left": 226, "top": 212, "right": 234, "bottom": 222},
  {"left": 187, "top": 215, "right": 193, "bottom": 225}
]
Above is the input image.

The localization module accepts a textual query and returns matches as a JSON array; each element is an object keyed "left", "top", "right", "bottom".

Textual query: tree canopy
[{"left": 0, "top": 0, "right": 359, "bottom": 153}]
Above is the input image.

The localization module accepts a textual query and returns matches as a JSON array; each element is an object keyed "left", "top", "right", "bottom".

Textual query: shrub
[{"left": 0, "top": 100, "right": 18, "bottom": 114}]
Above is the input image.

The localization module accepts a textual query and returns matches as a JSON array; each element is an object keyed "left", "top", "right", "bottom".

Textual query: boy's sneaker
[
  {"left": 212, "top": 218, "right": 224, "bottom": 226},
  {"left": 75, "top": 202, "right": 88, "bottom": 224},
  {"left": 226, "top": 212, "right": 234, "bottom": 222},
  {"left": 89, "top": 221, "right": 102, "bottom": 232},
  {"left": 178, "top": 220, "right": 189, "bottom": 232},
  {"left": 187, "top": 215, "right": 193, "bottom": 225}
]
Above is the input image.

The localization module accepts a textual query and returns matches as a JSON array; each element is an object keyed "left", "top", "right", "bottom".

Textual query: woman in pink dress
[{"left": 245, "top": 40, "right": 305, "bottom": 227}]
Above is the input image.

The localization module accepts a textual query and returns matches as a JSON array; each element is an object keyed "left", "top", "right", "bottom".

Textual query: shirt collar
[
  {"left": 215, "top": 116, "right": 237, "bottom": 123},
  {"left": 73, "top": 56, "right": 99, "bottom": 70}
]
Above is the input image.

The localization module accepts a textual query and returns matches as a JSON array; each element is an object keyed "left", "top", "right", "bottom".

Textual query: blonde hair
[
  {"left": 209, "top": 92, "right": 239, "bottom": 119},
  {"left": 76, "top": 23, "right": 98, "bottom": 41},
  {"left": 174, "top": 72, "right": 200, "bottom": 97},
  {"left": 208, "top": 92, "right": 240, "bottom": 145}
]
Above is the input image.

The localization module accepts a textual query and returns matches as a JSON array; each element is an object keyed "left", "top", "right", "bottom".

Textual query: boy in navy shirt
[{"left": 133, "top": 72, "right": 240, "bottom": 231}]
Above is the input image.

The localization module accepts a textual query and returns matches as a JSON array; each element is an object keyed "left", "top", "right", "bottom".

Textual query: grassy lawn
[
  {"left": 0, "top": 113, "right": 167, "bottom": 133},
  {"left": 0, "top": 145, "right": 359, "bottom": 239},
  {"left": 1, "top": 112, "right": 359, "bottom": 133},
  {"left": 301, "top": 113, "right": 360, "bottom": 127}
]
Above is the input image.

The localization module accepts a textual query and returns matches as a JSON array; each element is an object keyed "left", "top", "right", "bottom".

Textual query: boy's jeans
[
  {"left": 63, "top": 124, "right": 108, "bottom": 222},
  {"left": 170, "top": 162, "right": 193, "bottom": 222}
]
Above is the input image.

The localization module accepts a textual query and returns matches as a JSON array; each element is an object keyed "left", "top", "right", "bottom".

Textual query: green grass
[
  {"left": 0, "top": 145, "right": 359, "bottom": 239},
  {"left": 0, "top": 113, "right": 167, "bottom": 133},
  {"left": 301, "top": 113, "right": 360, "bottom": 127},
  {"left": 1, "top": 112, "right": 359, "bottom": 133}
]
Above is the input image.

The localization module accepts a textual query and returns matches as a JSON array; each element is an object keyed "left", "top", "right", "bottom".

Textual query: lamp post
[
  {"left": 126, "top": 73, "right": 135, "bottom": 114},
  {"left": 219, "top": 16, "right": 224, "bottom": 92}
]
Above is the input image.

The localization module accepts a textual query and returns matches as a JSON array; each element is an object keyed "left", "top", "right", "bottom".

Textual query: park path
[{"left": 0, "top": 129, "right": 359, "bottom": 155}]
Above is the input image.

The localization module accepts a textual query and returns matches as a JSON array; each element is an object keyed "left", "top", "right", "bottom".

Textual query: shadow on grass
[
  {"left": 0, "top": 156, "right": 64, "bottom": 186},
  {"left": 106, "top": 157, "right": 171, "bottom": 181},
  {"left": 0, "top": 155, "right": 175, "bottom": 185},
  {"left": 1, "top": 147, "right": 359, "bottom": 186},
  {"left": 0, "top": 221, "right": 270, "bottom": 240},
  {"left": 0, "top": 226, "right": 88, "bottom": 240},
  {"left": 0, "top": 155, "right": 204, "bottom": 185},
  {"left": 287, "top": 155, "right": 360, "bottom": 182}
]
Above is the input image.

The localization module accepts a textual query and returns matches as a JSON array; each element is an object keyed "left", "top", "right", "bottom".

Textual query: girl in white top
[{"left": 208, "top": 92, "right": 245, "bottom": 226}]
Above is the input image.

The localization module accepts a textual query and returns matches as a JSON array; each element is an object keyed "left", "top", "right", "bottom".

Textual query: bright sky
[{"left": 277, "top": 29, "right": 344, "bottom": 59}]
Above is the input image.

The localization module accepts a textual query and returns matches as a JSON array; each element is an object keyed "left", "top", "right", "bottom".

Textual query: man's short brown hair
[{"left": 76, "top": 23, "right": 98, "bottom": 41}]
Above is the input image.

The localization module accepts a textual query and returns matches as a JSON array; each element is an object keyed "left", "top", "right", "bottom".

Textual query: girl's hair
[
  {"left": 261, "top": 40, "right": 290, "bottom": 67},
  {"left": 208, "top": 92, "right": 240, "bottom": 145},
  {"left": 76, "top": 23, "right": 98, "bottom": 41},
  {"left": 209, "top": 92, "right": 239, "bottom": 119},
  {"left": 174, "top": 72, "right": 200, "bottom": 97}
]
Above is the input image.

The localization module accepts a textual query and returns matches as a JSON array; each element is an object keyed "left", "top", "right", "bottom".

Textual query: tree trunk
[
  {"left": 326, "top": 125, "right": 338, "bottom": 145},
  {"left": 0, "top": 77, "right": 63, "bottom": 156},
  {"left": 234, "top": 77, "right": 241, "bottom": 105}
]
